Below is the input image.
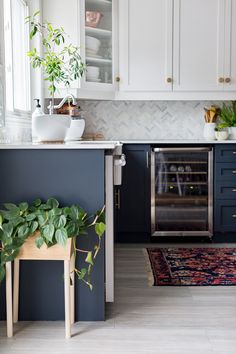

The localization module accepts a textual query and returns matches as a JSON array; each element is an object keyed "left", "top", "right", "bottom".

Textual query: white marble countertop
[
  {"left": 0, "top": 141, "right": 120, "bottom": 150},
  {"left": 120, "top": 139, "right": 236, "bottom": 144}
]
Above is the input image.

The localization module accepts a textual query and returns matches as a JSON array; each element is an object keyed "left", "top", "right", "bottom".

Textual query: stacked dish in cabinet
[{"left": 85, "top": 0, "right": 113, "bottom": 84}]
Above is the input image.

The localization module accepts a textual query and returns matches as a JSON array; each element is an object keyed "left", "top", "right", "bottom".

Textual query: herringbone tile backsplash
[
  {"left": 3, "top": 100, "right": 223, "bottom": 142},
  {"left": 79, "top": 100, "right": 221, "bottom": 140}
]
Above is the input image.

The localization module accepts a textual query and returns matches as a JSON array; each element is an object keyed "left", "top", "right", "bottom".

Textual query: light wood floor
[{"left": 1, "top": 243, "right": 236, "bottom": 354}]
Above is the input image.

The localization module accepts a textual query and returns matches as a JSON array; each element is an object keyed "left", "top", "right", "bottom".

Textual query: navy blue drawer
[
  {"left": 215, "top": 200, "right": 236, "bottom": 232},
  {"left": 215, "top": 181, "right": 236, "bottom": 199},
  {"left": 215, "top": 163, "right": 236, "bottom": 181},
  {"left": 215, "top": 145, "right": 236, "bottom": 162}
]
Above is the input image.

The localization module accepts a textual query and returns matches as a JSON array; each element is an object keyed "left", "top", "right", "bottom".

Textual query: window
[{"left": 3, "top": 0, "right": 31, "bottom": 113}]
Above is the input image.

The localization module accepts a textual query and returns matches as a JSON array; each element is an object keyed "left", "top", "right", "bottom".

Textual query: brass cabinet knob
[
  {"left": 218, "top": 77, "right": 224, "bottom": 83},
  {"left": 115, "top": 76, "right": 120, "bottom": 82},
  {"left": 166, "top": 77, "right": 172, "bottom": 83},
  {"left": 225, "top": 77, "right": 231, "bottom": 83}
]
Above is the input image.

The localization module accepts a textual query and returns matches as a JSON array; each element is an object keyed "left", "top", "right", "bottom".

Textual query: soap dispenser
[{"left": 32, "top": 99, "right": 43, "bottom": 142}]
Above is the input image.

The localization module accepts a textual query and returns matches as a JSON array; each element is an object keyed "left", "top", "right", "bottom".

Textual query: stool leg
[
  {"left": 70, "top": 253, "right": 75, "bottom": 325},
  {"left": 64, "top": 260, "right": 71, "bottom": 339},
  {"left": 6, "top": 262, "right": 13, "bottom": 338},
  {"left": 13, "top": 260, "right": 20, "bottom": 323}
]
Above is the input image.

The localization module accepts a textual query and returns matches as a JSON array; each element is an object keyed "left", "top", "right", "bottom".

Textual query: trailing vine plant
[{"left": 0, "top": 198, "right": 105, "bottom": 290}]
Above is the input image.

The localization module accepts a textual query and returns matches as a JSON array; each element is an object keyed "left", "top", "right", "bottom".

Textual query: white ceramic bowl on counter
[
  {"left": 33, "top": 114, "right": 71, "bottom": 142},
  {"left": 65, "top": 119, "right": 85, "bottom": 141}
]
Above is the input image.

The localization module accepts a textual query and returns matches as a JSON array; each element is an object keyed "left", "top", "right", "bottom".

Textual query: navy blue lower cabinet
[
  {"left": 214, "top": 144, "right": 236, "bottom": 240},
  {"left": 115, "top": 144, "right": 151, "bottom": 243},
  {"left": 0, "top": 149, "right": 105, "bottom": 321},
  {"left": 215, "top": 200, "right": 236, "bottom": 232}
]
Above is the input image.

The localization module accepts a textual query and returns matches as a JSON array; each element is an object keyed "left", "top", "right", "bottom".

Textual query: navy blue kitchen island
[{"left": 0, "top": 143, "right": 116, "bottom": 322}]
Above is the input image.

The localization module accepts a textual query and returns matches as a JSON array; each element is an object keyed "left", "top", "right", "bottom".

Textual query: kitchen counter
[
  {"left": 0, "top": 141, "right": 120, "bottom": 149},
  {"left": 120, "top": 139, "right": 236, "bottom": 144}
]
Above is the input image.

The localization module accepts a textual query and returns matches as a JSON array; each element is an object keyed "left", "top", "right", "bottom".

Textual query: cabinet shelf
[
  {"left": 159, "top": 172, "right": 207, "bottom": 175},
  {"left": 164, "top": 161, "right": 207, "bottom": 164},
  {"left": 85, "top": 26, "right": 112, "bottom": 38},
  {"left": 159, "top": 182, "right": 208, "bottom": 186}
]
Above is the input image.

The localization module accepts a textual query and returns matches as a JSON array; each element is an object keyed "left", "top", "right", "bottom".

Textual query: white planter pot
[
  {"left": 229, "top": 127, "right": 236, "bottom": 140},
  {"left": 33, "top": 114, "right": 71, "bottom": 142},
  {"left": 65, "top": 119, "right": 85, "bottom": 141},
  {"left": 215, "top": 130, "right": 229, "bottom": 141},
  {"left": 203, "top": 123, "right": 216, "bottom": 141}
]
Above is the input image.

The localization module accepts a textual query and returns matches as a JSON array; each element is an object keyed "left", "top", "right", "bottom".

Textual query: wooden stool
[{"left": 5, "top": 234, "right": 75, "bottom": 339}]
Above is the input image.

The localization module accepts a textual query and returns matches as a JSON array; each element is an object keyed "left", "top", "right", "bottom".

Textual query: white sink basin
[{"left": 33, "top": 114, "right": 71, "bottom": 142}]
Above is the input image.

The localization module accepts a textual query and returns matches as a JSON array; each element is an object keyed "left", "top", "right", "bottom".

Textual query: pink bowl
[{"left": 85, "top": 11, "right": 103, "bottom": 28}]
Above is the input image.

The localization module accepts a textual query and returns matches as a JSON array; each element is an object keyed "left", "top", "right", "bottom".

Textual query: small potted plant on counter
[
  {"left": 0, "top": 198, "right": 105, "bottom": 290},
  {"left": 214, "top": 125, "right": 229, "bottom": 141},
  {"left": 217, "top": 101, "right": 236, "bottom": 140}
]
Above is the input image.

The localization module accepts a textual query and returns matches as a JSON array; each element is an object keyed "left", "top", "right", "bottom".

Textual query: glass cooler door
[{"left": 151, "top": 147, "right": 213, "bottom": 237}]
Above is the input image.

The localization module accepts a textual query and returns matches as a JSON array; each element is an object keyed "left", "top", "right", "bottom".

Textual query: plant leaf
[
  {"left": 85, "top": 251, "right": 94, "bottom": 265},
  {"left": 35, "top": 236, "right": 44, "bottom": 249},
  {"left": 55, "top": 228, "right": 68, "bottom": 246},
  {"left": 19, "top": 202, "right": 28, "bottom": 212},
  {"left": 42, "top": 224, "right": 55, "bottom": 242},
  {"left": 95, "top": 222, "right": 106, "bottom": 238},
  {"left": 46, "top": 198, "right": 59, "bottom": 209}
]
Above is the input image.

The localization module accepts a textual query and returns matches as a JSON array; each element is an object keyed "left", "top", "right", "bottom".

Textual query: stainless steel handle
[
  {"left": 232, "top": 214, "right": 236, "bottom": 218},
  {"left": 232, "top": 171, "right": 236, "bottom": 174},
  {"left": 115, "top": 189, "right": 120, "bottom": 209},
  {"left": 232, "top": 189, "right": 236, "bottom": 192},
  {"left": 153, "top": 147, "right": 212, "bottom": 152},
  {"left": 232, "top": 152, "right": 236, "bottom": 155},
  {"left": 146, "top": 152, "right": 149, "bottom": 169}
]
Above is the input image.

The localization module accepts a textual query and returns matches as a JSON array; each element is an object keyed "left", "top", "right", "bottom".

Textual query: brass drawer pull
[
  {"left": 232, "top": 214, "right": 236, "bottom": 218},
  {"left": 218, "top": 77, "right": 224, "bottom": 83},
  {"left": 225, "top": 78, "right": 231, "bottom": 83}
]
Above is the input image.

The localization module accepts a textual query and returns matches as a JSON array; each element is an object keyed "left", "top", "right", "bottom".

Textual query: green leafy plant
[
  {"left": 218, "top": 101, "right": 236, "bottom": 129},
  {"left": 0, "top": 198, "right": 105, "bottom": 290},
  {"left": 26, "top": 11, "right": 86, "bottom": 110}
]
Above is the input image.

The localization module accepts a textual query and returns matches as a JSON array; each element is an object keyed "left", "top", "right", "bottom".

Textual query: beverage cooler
[{"left": 151, "top": 147, "right": 213, "bottom": 237}]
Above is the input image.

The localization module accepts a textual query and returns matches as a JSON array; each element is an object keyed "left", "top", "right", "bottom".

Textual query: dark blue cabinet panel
[
  {"left": 215, "top": 200, "right": 236, "bottom": 232},
  {"left": 116, "top": 144, "right": 151, "bottom": 242},
  {"left": 0, "top": 149, "right": 105, "bottom": 321},
  {"left": 215, "top": 181, "right": 236, "bottom": 199},
  {"left": 215, "top": 145, "right": 236, "bottom": 162},
  {"left": 215, "top": 163, "right": 236, "bottom": 181},
  {"left": 214, "top": 144, "right": 236, "bottom": 236}
]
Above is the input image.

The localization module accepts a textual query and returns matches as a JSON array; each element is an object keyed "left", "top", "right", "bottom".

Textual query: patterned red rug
[{"left": 144, "top": 248, "right": 236, "bottom": 286}]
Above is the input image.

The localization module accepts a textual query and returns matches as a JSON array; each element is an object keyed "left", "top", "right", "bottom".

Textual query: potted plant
[
  {"left": 214, "top": 125, "right": 229, "bottom": 141},
  {"left": 26, "top": 11, "right": 85, "bottom": 111},
  {"left": 0, "top": 198, "right": 105, "bottom": 290},
  {"left": 217, "top": 101, "right": 236, "bottom": 140},
  {"left": 26, "top": 12, "right": 86, "bottom": 142}
]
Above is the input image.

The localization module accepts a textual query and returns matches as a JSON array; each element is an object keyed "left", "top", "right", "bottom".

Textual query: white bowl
[
  {"left": 33, "top": 114, "right": 71, "bottom": 142},
  {"left": 65, "top": 119, "right": 85, "bottom": 141},
  {"left": 87, "top": 66, "right": 100, "bottom": 74},
  {"left": 85, "top": 36, "right": 101, "bottom": 52}
]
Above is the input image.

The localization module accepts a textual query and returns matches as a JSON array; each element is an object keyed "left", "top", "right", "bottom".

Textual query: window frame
[{"left": 2, "top": 0, "right": 43, "bottom": 123}]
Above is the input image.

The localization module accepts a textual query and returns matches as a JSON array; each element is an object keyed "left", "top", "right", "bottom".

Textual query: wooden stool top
[{"left": 16, "top": 232, "right": 73, "bottom": 261}]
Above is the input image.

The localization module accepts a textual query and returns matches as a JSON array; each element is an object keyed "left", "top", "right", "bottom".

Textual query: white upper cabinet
[
  {"left": 118, "top": 0, "right": 173, "bottom": 92},
  {"left": 224, "top": 0, "right": 236, "bottom": 91},
  {"left": 43, "top": 0, "right": 117, "bottom": 99},
  {"left": 173, "top": 0, "right": 224, "bottom": 92}
]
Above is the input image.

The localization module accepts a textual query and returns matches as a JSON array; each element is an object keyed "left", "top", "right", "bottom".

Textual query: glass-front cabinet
[
  {"left": 151, "top": 147, "right": 213, "bottom": 237},
  {"left": 79, "top": 0, "right": 117, "bottom": 98}
]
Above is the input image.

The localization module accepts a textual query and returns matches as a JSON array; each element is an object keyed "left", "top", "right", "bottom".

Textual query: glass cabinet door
[
  {"left": 151, "top": 148, "right": 213, "bottom": 236},
  {"left": 84, "top": 0, "right": 113, "bottom": 85}
]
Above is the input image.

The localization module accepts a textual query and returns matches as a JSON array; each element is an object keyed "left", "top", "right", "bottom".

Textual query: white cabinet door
[
  {"left": 119, "top": 0, "right": 173, "bottom": 92},
  {"left": 173, "top": 0, "right": 224, "bottom": 92},
  {"left": 224, "top": 0, "right": 236, "bottom": 91}
]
